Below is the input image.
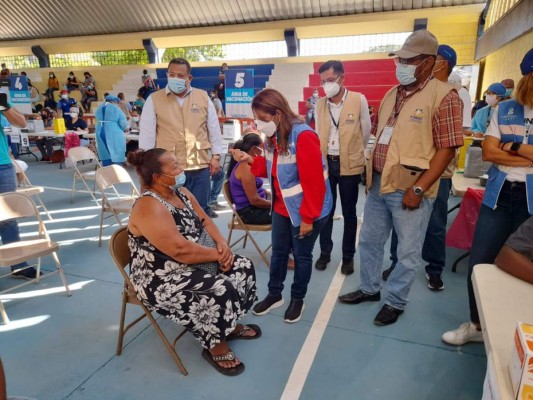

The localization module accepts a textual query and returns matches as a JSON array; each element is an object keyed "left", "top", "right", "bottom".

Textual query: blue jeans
[
  {"left": 468, "top": 181, "right": 530, "bottom": 323},
  {"left": 209, "top": 169, "right": 225, "bottom": 205},
  {"left": 268, "top": 212, "right": 327, "bottom": 299},
  {"left": 184, "top": 167, "right": 211, "bottom": 213},
  {"left": 389, "top": 177, "right": 452, "bottom": 275},
  {"left": 358, "top": 173, "right": 434, "bottom": 309},
  {"left": 0, "top": 164, "right": 28, "bottom": 270},
  {"left": 319, "top": 158, "right": 360, "bottom": 262}
]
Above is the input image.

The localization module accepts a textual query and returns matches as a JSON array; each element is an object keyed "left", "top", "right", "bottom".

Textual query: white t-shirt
[
  {"left": 458, "top": 87, "right": 472, "bottom": 128},
  {"left": 486, "top": 104, "right": 532, "bottom": 182}
]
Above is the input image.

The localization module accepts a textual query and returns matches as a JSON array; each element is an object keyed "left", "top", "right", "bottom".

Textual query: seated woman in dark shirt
[
  {"left": 65, "top": 107, "right": 87, "bottom": 132},
  {"left": 228, "top": 133, "right": 271, "bottom": 225}
]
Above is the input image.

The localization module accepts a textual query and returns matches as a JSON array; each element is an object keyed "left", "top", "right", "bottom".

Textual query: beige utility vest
[
  {"left": 151, "top": 89, "right": 211, "bottom": 170},
  {"left": 316, "top": 90, "right": 365, "bottom": 175},
  {"left": 367, "top": 79, "right": 453, "bottom": 198}
]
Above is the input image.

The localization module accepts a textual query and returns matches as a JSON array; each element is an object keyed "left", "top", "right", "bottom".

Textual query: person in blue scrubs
[{"left": 95, "top": 94, "right": 127, "bottom": 166}]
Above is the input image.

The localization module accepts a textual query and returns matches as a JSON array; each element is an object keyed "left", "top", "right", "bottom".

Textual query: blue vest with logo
[
  {"left": 265, "top": 123, "right": 333, "bottom": 227},
  {"left": 483, "top": 99, "right": 533, "bottom": 215}
]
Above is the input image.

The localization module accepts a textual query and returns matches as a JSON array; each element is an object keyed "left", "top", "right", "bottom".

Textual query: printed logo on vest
[
  {"left": 409, "top": 109, "right": 424, "bottom": 124},
  {"left": 346, "top": 113, "right": 356, "bottom": 124},
  {"left": 191, "top": 103, "right": 200, "bottom": 113}
]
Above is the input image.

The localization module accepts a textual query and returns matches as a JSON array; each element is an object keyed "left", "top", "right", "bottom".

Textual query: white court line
[
  {"left": 281, "top": 217, "right": 362, "bottom": 400},
  {"left": 280, "top": 262, "right": 346, "bottom": 400}
]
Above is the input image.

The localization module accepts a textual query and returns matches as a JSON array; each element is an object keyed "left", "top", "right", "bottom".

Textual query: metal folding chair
[
  {"left": 222, "top": 181, "right": 272, "bottom": 267},
  {"left": 95, "top": 165, "right": 139, "bottom": 247},
  {"left": 109, "top": 227, "right": 188, "bottom": 375},
  {"left": 11, "top": 159, "right": 53, "bottom": 220},
  {"left": 0, "top": 193, "right": 71, "bottom": 325},
  {"left": 67, "top": 146, "right": 101, "bottom": 203}
]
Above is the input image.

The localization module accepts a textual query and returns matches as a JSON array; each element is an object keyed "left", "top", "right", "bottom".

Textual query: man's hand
[
  {"left": 402, "top": 188, "right": 423, "bottom": 210},
  {"left": 209, "top": 157, "right": 221, "bottom": 176}
]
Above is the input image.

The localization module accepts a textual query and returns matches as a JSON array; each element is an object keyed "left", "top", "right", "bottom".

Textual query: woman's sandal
[
  {"left": 226, "top": 324, "right": 262, "bottom": 341},
  {"left": 201, "top": 349, "right": 245, "bottom": 376}
]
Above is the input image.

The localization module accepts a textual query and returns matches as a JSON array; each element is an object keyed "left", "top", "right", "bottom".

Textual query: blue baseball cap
[
  {"left": 437, "top": 45, "right": 457, "bottom": 69},
  {"left": 487, "top": 82, "right": 506, "bottom": 98},
  {"left": 520, "top": 48, "right": 533, "bottom": 75}
]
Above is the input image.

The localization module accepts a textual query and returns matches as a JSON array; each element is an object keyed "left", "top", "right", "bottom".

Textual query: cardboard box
[{"left": 509, "top": 322, "right": 533, "bottom": 399}]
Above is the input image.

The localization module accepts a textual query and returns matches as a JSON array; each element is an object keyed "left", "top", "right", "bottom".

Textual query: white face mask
[
  {"left": 255, "top": 119, "right": 277, "bottom": 138},
  {"left": 322, "top": 81, "right": 341, "bottom": 98},
  {"left": 395, "top": 63, "right": 418, "bottom": 86},
  {"left": 61, "top": 94, "right": 68, "bottom": 100},
  {"left": 132, "top": 116, "right": 140, "bottom": 122},
  {"left": 69, "top": 112, "right": 78, "bottom": 118},
  {"left": 485, "top": 94, "right": 499, "bottom": 106},
  {"left": 312, "top": 92, "right": 319, "bottom": 98}
]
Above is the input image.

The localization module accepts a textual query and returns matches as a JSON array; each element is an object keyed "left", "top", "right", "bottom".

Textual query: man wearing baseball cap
[
  {"left": 443, "top": 48, "right": 533, "bottom": 345},
  {"left": 56, "top": 89, "right": 78, "bottom": 124},
  {"left": 385, "top": 44, "right": 473, "bottom": 292},
  {"left": 338, "top": 30, "right": 464, "bottom": 325}
]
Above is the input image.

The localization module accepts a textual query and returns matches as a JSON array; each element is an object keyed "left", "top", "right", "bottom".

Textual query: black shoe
[
  {"left": 341, "top": 260, "right": 354, "bottom": 275},
  {"left": 207, "top": 208, "right": 218, "bottom": 218},
  {"left": 284, "top": 298, "right": 304, "bottom": 323},
  {"left": 426, "top": 273, "right": 444, "bottom": 291},
  {"left": 314, "top": 254, "right": 330, "bottom": 271},
  {"left": 374, "top": 304, "right": 404, "bottom": 326},
  {"left": 253, "top": 294, "right": 284, "bottom": 316},
  {"left": 11, "top": 267, "right": 43, "bottom": 281},
  {"left": 382, "top": 264, "right": 396, "bottom": 281},
  {"left": 338, "top": 290, "right": 380, "bottom": 304}
]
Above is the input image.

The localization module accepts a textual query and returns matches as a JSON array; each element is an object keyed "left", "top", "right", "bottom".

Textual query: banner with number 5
[{"left": 224, "top": 69, "right": 254, "bottom": 119}]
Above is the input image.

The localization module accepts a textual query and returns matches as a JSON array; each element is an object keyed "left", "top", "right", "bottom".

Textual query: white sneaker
[{"left": 442, "top": 322, "right": 484, "bottom": 345}]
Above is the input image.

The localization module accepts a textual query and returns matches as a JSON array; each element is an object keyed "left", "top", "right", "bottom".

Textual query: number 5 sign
[{"left": 224, "top": 69, "right": 255, "bottom": 118}]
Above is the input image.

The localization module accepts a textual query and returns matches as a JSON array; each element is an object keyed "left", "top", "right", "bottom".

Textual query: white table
[
  {"left": 29, "top": 130, "right": 84, "bottom": 138},
  {"left": 452, "top": 172, "right": 485, "bottom": 197},
  {"left": 473, "top": 264, "right": 533, "bottom": 400},
  {"left": 84, "top": 132, "right": 139, "bottom": 141}
]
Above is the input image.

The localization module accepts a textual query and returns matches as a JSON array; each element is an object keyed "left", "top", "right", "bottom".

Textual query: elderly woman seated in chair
[{"left": 127, "top": 148, "right": 260, "bottom": 376}]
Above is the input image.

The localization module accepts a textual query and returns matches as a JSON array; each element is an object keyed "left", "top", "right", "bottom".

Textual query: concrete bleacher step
[
  {"left": 112, "top": 68, "right": 156, "bottom": 102},
  {"left": 312, "top": 59, "right": 396, "bottom": 74},
  {"left": 267, "top": 62, "right": 313, "bottom": 113}
]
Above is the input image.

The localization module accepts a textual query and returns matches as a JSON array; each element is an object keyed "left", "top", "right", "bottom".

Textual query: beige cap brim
[{"left": 388, "top": 48, "right": 422, "bottom": 59}]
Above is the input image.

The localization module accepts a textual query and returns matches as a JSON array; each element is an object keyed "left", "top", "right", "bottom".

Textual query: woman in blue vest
[
  {"left": 232, "top": 88, "right": 333, "bottom": 323},
  {"left": 443, "top": 48, "right": 533, "bottom": 346},
  {"left": 95, "top": 94, "right": 127, "bottom": 166},
  {"left": 466, "top": 82, "right": 506, "bottom": 137}
]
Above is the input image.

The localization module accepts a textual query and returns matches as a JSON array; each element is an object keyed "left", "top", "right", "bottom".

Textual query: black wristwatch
[
  {"left": 412, "top": 186, "right": 424, "bottom": 196},
  {"left": 510, "top": 142, "right": 521, "bottom": 155}
]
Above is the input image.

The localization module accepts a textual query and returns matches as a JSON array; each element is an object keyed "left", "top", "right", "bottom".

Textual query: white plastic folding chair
[
  {"left": 0, "top": 192, "right": 71, "bottom": 324},
  {"left": 11, "top": 159, "right": 53, "bottom": 220},
  {"left": 95, "top": 165, "right": 140, "bottom": 247},
  {"left": 68, "top": 146, "right": 101, "bottom": 203}
]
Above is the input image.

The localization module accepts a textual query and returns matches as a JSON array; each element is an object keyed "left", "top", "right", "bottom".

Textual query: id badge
[{"left": 378, "top": 126, "right": 393, "bottom": 145}]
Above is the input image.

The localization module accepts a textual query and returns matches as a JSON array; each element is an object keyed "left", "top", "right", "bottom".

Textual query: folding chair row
[{"left": 11, "top": 159, "right": 52, "bottom": 221}]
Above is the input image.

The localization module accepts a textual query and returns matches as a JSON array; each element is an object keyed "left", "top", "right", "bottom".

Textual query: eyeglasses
[
  {"left": 394, "top": 56, "right": 427, "bottom": 66},
  {"left": 320, "top": 75, "right": 342, "bottom": 85}
]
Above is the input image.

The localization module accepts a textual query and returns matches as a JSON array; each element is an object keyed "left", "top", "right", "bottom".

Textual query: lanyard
[{"left": 328, "top": 106, "right": 340, "bottom": 130}]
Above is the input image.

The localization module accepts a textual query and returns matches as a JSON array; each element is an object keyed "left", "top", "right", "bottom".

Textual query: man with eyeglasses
[
  {"left": 140, "top": 58, "right": 223, "bottom": 214},
  {"left": 314, "top": 60, "right": 371, "bottom": 275},
  {"left": 338, "top": 30, "right": 464, "bottom": 326}
]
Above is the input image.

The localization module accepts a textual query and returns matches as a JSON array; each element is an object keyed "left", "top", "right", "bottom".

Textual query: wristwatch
[
  {"left": 510, "top": 142, "right": 521, "bottom": 155},
  {"left": 412, "top": 186, "right": 424, "bottom": 196}
]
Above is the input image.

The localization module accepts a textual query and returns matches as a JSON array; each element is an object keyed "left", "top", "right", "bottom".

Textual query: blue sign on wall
[
  {"left": 224, "top": 69, "right": 255, "bottom": 105},
  {"left": 8, "top": 75, "right": 30, "bottom": 105}
]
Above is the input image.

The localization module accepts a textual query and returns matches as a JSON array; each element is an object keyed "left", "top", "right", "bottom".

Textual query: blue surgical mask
[
  {"left": 505, "top": 88, "right": 513, "bottom": 97},
  {"left": 167, "top": 77, "right": 187, "bottom": 94},
  {"left": 395, "top": 63, "right": 417, "bottom": 86},
  {"left": 175, "top": 172, "right": 186, "bottom": 187}
]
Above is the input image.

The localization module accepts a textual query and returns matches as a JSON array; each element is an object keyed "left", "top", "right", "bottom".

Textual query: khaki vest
[
  {"left": 367, "top": 79, "right": 453, "bottom": 198},
  {"left": 316, "top": 90, "right": 365, "bottom": 175},
  {"left": 151, "top": 89, "right": 211, "bottom": 170}
]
